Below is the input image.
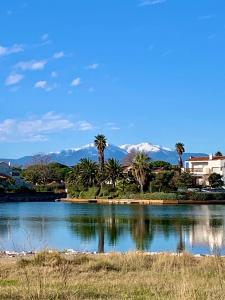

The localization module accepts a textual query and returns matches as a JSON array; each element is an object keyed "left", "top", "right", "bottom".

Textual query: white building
[
  {"left": 185, "top": 155, "right": 225, "bottom": 186},
  {"left": 0, "top": 161, "right": 30, "bottom": 188}
]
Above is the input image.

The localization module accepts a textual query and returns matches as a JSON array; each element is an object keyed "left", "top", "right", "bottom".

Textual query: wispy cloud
[
  {"left": 34, "top": 81, "right": 47, "bottom": 89},
  {"left": 16, "top": 60, "right": 47, "bottom": 71},
  {"left": 86, "top": 63, "right": 99, "bottom": 70},
  {"left": 0, "top": 112, "right": 93, "bottom": 142},
  {"left": 34, "top": 81, "right": 57, "bottom": 92},
  {"left": 0, "top": 44, "right": 24, "bottom": 57},
  {"left": 88, "top": 86, "right": 95, "bottom": 93},
  {"left": 75, "top": 121, "right": 93, "bottom": 131},
  {"left": 5, "top": 73, "right": 24, "bottom": 86},
  {"left": 198, "top": 15, "right": 214, "bottom": 21},
  {"left": 53, "top": 51, "right": 65, "bottom": 59},
  {"left": 42, "top": 33, "right": 49, "bottom": 41},
  {"left": 51, "top": 71, "right": 58, "bottom": 78},
  {"left": 162, "top": 49, "right": 173, "bottom": 57},
  {"left": 139, "top": 0, "right": 166, "bottom": 6},
  {"left": 71, "top": 77, "right": 81, "bottom": 87},
  {"left": 106, "top": 122, "right": 120, "bottom": 131}
]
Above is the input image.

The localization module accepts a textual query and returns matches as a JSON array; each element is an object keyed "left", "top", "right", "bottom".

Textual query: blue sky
[{"left": 0, "top": 0, "right": 225, "bottom": 158}]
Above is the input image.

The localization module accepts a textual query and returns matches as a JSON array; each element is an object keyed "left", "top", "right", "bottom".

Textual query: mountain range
[{"left": 0, "top": 143, "right": 207, "bottom": 167}]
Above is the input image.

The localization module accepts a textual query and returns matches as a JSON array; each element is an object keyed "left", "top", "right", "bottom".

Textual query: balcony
[{"left": 186, "top": 168, "right": 204, "bottom": 174}]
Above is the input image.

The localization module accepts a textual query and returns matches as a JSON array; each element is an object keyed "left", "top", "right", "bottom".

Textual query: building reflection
[{"left": 188, "top": 206, "right": 225, "bottom": 253}]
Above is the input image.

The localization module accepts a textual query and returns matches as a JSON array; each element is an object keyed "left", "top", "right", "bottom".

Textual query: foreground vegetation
[{"left": 1, "top": 251, "right": 225, "bottom": 299}]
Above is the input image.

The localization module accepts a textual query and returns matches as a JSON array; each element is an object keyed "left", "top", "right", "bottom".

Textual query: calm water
[{"left": 0, "top": 202, "right": 225, "bottom": 255}]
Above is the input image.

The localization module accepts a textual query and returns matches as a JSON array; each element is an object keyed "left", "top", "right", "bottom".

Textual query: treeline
[{"left": 19, "top": 135, "right": 224, "bottom": 198}]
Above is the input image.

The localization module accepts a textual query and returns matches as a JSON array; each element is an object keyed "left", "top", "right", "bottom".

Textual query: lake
[{"left": 0, "top": 202, "right": 225, "bottom": 255}]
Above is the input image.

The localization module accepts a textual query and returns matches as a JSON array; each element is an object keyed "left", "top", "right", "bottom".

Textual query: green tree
[
  {"left": 150, "top": 161, "right": 172, "bottom": 170},
  {"left": 94, "top": 134, "right": 107, "bottom": 173},
  {"left": 176, "top": 172, "right": 193, "bottom": 190},
  {"left": 215, "top": 151, "right": 223, "bottom": 157},
  {"left": 175, "top": 143, "right": 185, "bottom": 169},
  {"left": 22, "top": 164, "right": 54, "bottom": 185},
  {"left": 105, "top": 159, "right": 123, "bottom": 188},
  {"left": 77, "top": 158, "right": 98, "bottom": 188},
  {"left": 132, "top": 152, "right": 151, "bottom": 193},
  {"left": 65, "top": 159, "right": 98, "bottom": 197},
  {"left": 152, "top": 171, "right": 175, "bottom": 192},
  {"left": 208, "top": 173, "right": 224, "bottom": 188},
  {"left": 48, "top": 162, "right": 70, "bottom": 181}
]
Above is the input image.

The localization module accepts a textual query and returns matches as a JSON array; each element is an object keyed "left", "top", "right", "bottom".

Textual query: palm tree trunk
[
  {"left": 178, "top": 155, "right": 183, "bottom": 174},
  {"left": 98, "top": 226, "right": 104, "bottom": 253}
]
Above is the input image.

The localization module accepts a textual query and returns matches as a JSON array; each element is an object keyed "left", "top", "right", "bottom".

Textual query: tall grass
[{"left": 0, "top": 251, "right": 225, "bottom": 299}]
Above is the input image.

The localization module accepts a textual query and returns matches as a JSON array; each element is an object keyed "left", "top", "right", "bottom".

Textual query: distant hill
[{"left": 0, "top": 142, "right": 207, "bottom": 167}]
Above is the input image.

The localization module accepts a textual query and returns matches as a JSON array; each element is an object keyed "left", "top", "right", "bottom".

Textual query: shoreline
[
  {"left": 61, "top": 198, "right": 225, "bottom": 205},
  {"left": 1, "top": 249, "right": 224, "bottom": 258}
]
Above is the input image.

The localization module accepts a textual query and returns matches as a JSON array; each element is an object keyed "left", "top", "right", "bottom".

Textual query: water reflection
[{"left": 0, "top": 203, "right": 225, "bottom": 254}]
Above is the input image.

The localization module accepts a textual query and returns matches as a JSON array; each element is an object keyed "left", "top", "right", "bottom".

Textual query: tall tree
[
  {"left": 175, "top": 143, "right": 185, "bottom": 169},
  {"left": 176, "top": 171, "right": 193, "bottom": 190},
  {"left": 132, "top": 152, "right": 150, "bottom": 193},
  {"left": 105, "top": 158, "right": 123, "bottom": 188},
  {"left": 94, "top": 134, "right": 107, "bottom": 172}
]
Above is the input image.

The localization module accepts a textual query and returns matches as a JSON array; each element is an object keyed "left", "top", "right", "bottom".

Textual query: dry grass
[{"left": 0, "top": 252, "right": 225, "bottom": 299}]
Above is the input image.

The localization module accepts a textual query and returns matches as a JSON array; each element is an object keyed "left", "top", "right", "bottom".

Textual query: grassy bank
[{"left": 1, "top": 252, "right": 225, "bottom": 299}]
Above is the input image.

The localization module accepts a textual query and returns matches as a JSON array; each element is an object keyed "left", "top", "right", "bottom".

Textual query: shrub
[
  {"left": 120, "top": 192, "right": 178, "bottom": 200},
  {"left": 79, "top": 187, "right": 99, "bottom": 199},
  {"left": 98, "top": 185, "right": 114, "bottom": 198},
  {"left": 116, "top": 181, "right": 139, "bottom": 197},
  {"left": 0, "top": 185, "right": 5, "bottom": 193},
  {"left": 187, "top": 192, "right": 225, "bottom": 201}
]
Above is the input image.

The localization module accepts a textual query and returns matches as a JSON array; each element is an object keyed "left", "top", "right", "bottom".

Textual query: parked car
[{"left": 201, "top": 188, "right": 225, "bottom": 193}]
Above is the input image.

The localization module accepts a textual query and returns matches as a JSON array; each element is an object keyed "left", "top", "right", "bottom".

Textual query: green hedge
[
  {"left": 79, "top": 187, "right": 99, "bottom": 199},
  {"left": 188, "top": 192, "right": 225, "bottom": 201},
  {"left": 120, "top": 192, "right": 178, "bottom": 200},
  {"left": 118, "top": 192, "right": 225, "bottom": 201}
]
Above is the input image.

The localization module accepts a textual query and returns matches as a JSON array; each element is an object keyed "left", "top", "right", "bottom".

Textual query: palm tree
[
  {"left": 105, "top": 158, "right": 123, "bottom": 188},
  {"left": 132, "top": 152, "right": 150, "bottom": 193},
  {"left": 94, "top": 134, "right": 107, "bottom": 172},
  {"left": 175, "top": 143, "right": 185, "bottom": 169},
  {"left": 78, "top": 158, "right": 98, "bottom": 188}
]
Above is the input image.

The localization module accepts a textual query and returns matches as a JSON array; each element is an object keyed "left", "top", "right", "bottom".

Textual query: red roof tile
[{"left": 188, "top": 156, "right": 225, "bottom": 161}]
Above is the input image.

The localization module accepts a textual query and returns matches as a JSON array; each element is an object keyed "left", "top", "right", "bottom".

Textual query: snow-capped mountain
[
  {"left": 120, "top": 143, "right": 172, "bottom": 153},
  {"left": 0, "top": 142, "right": 207, "bottom": 167}
]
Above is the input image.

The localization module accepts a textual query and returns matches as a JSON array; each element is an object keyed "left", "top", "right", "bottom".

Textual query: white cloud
[
  {"left": 106, "top": 122, "right": 120, "bottom": 131},
  {"left": 71, "top": 77, "right": 81, "bottom": 87},
  {"left": 5, "top": 73, "right": 24, "bottom": 86},
  {"left": 34, "top": 81, "right": 57, "bottom": 92},
  {"left": 53, "top": 51, "right": 64, "bottom": 59},
  {"left": 0, "top": 112, "right": 93, "bottom": 142},
  {"left": 76, "top": 121, "right": 93, "bottom": 131},
  {"left": 0, "top": 44, "right": 24, "bottom": 57},
  {"left": 139, "top": 0, "right": 166, "bottom": 6},
  {"left": 86, "top": 63, "right": 99, "bottom": 70},
  {"left": 34, "top": 81, "right": 47, "bottom": 89},
  {"left": 16, "top": 60, "right": 47, "bottom": 71}
]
